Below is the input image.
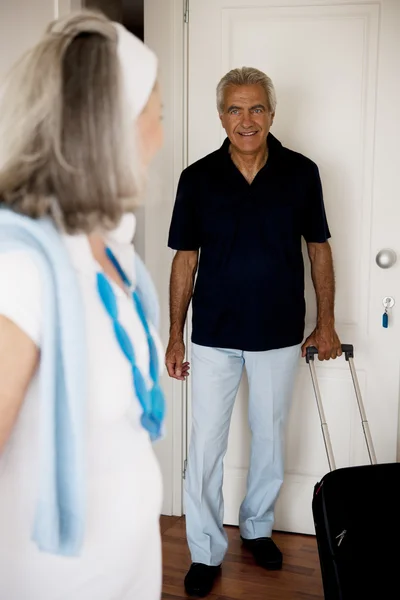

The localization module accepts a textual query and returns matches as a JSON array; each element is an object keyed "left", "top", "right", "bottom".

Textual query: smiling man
[{"left": 166, "top": 67, "right": 341, "bottom": 598}]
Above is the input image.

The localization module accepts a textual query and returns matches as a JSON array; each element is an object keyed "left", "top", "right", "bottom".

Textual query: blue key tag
[{"left": 382, "top": 296, "right": 395, "bottom": 329}]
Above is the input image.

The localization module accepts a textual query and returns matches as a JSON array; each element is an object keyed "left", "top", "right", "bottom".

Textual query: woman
[{"left": 0, "top": 10, "right": 164, "bottom": 600}]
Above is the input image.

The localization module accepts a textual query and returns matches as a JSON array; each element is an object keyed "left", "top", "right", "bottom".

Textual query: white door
[{"left": 186, "top": 0, "right": 400, "bottom": 534}]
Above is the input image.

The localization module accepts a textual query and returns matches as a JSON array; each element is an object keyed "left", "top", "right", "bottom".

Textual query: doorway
[{"left": 183, "top": 0, "right": 400, "bottom": 534}]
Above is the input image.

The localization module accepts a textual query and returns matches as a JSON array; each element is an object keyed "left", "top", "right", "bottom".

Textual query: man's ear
[{"left": 271, "top": 112, "right": 275, "bottom": 126}]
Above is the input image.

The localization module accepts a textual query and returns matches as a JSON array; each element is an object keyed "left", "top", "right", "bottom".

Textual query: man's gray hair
[{"left": 216, "top": 67, "right": 277, "bottom": 115}]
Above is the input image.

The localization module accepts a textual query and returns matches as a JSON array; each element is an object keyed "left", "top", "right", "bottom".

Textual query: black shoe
[
  {"left": 241, "top": 536, "right": 283, "bottom": 570},
  {"left": 184, "top": 563, "right": 221, "bottom": 598}
]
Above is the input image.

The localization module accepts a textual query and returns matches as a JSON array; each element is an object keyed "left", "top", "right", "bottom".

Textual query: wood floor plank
[
  {"left": 161, "top": 518, "right": 323, "bottom": 599},
  {"left": 160, "top": 515, "right": 182, "bottom": 535}
]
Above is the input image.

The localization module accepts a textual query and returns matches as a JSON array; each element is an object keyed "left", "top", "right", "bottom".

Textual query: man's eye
[
  {"left": 230, "top": 110, "right": 239, "bottom": 115},
  {"left": 252, "top": 108, "right": 262, "bottom": 114}
]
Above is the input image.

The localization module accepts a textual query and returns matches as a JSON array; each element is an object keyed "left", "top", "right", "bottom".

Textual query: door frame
[{"left": 145, "top": 0, "right": 189, "bottom": 516}]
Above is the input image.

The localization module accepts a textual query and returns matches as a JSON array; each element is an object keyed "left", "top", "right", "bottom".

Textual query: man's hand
[
  {"left": 165, "top": 337, "right": 190, "bottom": 380},
  {"left": 166, "top": 250, "right": 198, "bottom": 381},
  {"left": 301, "top": 325, "right": 342, "bottom": 361}
]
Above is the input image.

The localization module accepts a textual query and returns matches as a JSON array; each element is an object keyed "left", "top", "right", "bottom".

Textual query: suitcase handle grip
[{"left": 306, "top": 344, "right": 354, "bottom": 363}]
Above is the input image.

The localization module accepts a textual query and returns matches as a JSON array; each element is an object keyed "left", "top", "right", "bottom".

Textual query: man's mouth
[{"left": 237, "top": 131, "right": 258, "bottom": 137}]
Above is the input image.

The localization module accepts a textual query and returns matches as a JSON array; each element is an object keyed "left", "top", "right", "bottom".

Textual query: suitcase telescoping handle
[{"left": 306, "top": 344, "right": 377, "bottom": 471}]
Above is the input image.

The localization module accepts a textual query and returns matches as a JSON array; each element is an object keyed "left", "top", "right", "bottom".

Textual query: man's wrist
[
  {"left": 316, "top": 318, "right": 335, "bottom": 329},
  {"left": 169, "top": 325, "right": 184, "bottom": 341}
]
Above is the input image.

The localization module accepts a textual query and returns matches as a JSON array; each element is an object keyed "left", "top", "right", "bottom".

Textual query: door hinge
[
  {"left": 182, "top": 459, "right": 188, "bottom": 479},
  {"left": 184, "top": 0, "right": 189, "bottom": 23}
]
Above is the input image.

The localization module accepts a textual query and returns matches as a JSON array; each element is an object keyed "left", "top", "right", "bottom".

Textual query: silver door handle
[{"left": 376, "top": 248, "right": 397, "bottom": 269}]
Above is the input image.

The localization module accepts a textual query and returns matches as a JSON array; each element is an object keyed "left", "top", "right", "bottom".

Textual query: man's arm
[
  {"left": 165, "top": 250, "right": 199, "bottom": 380},
  {"left": 301, "top": 241, "right": 342, "bottom": 361}
]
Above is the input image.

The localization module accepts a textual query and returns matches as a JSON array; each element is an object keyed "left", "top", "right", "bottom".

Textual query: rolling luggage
[{"left": 306, "top": 345, "right": 400, "bottom": 600}]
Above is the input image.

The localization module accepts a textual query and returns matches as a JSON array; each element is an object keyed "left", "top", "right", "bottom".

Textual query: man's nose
[{"left": 240, "top": 111, "right": 253, "bottom": 128}]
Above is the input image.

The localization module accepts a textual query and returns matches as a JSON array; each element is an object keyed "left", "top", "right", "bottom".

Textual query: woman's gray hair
[
  {"left": 217, "top": 67, "right": 277, "bottom": 115},
  {"left": 0, "top": 10, "right": 140, "bottom": 234}
]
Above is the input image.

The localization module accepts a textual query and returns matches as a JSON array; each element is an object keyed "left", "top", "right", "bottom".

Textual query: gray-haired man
[{"left": 166, "top": 67, "right": 341, "bottom": 597}]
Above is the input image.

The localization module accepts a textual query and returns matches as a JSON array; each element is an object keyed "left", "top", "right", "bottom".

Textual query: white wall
[
  {"left": 144, "top": 0, "right": 186, "bottom": 515},
  {"left": 0, "top": 1, "right": 80, "bottom": 80}
]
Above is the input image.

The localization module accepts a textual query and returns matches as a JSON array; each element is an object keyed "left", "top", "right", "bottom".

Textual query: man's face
[{"left": 219, "top": 84, "right": 274, "bottom": 154}]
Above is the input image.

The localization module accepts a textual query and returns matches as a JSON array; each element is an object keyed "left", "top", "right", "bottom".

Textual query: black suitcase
[{"left": 306, "top": 345, "right": 400, "bottom": 600}]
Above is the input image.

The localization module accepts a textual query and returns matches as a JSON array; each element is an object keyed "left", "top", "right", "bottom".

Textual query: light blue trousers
[{"left": 184, "top": 343, "right": 300, "bottom": 566}]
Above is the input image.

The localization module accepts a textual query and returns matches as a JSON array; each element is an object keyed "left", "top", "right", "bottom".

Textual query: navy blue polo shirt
[{"left": 168, "top": 133, "right": 331, "bottom": 352}]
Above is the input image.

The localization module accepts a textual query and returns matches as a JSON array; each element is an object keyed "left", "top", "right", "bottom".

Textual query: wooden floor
[{"left": 161, "top": 517, "right": 324, "bottom": 600}]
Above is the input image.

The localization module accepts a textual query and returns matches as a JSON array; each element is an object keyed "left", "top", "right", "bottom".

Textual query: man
[{"left": 166, "top": 67, "right": 341, "bottom": 598}]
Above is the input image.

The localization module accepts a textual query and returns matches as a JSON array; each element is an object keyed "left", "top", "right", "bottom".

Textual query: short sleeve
[
  {"left": 301, "top": 162, "right": 331, "bottom": 243},
  {"left": 168, "top": 169, "right": 201, "bottom": 251},
  {"left": 0, "top": 251, "right": 43, "bottom": 346}
]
